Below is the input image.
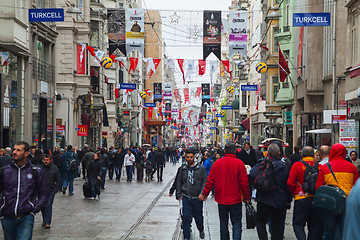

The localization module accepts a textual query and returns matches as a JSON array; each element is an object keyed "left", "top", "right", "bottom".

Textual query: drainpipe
[{"left": 332, "top": 0, "right": 337, "bottom": 110}]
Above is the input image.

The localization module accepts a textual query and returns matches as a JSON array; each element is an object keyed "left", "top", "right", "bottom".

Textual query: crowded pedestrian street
[{"left": 25, "top": 164, "right": 296, "bottom": 240}]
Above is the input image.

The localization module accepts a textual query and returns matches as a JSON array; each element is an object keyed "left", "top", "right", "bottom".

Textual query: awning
[
  {"left": 240, "top": 118, "right": 250, "bottom": 130},
  {"left": 305, "top": 129, "right": 332, "bottom": 134},
  {"left": 90, "top": 67, "right": 98, "bottom": 77},
  {"left": 350, "top": 64, "right": 360, "bottom": 78},
  {"left": 231, "top": 98, "right": 240, "bottom": 110}
]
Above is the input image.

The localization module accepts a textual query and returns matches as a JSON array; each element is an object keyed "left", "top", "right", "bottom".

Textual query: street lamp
[
  {"left": 265, "top": 11, "right": 282, "bottom": 22},
  {"left": 67, "top": 5, "right": 82, "bottom": 14}
]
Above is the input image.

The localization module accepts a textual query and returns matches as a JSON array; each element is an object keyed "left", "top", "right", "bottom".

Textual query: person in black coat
[
  {"left": 107, "top": 147, "right": 115, "bottom": 180},
  {"left": 238, "top": 142, "right": 257, "bottom": 167},
  {"left": 0, "top": 148, "right": 12, "bottom": 169},
  {"left": 155, "top": 149, "right": 166, "bottom": 182},
  {"left": 289, "top": 145, "right": 302, "bottom": 168},
  {"left": 87, "top": 152, "right": 101, "bottom": 199},
  {"left": 135, "top": 150, "right": 145, "bottom": 182},
  {"left": 99, "top": 148, "right": 109, "bottom": 189},
  {"left": 113, "top": 148, "right": 125, "bottom": 181}
]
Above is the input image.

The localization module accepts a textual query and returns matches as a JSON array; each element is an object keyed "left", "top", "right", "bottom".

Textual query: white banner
[
  {"left": 229, "top": 11, "right": 248, "bottom": 58},
  {"left": 126, "top": 8, "right": 145, "bottom": 56}
]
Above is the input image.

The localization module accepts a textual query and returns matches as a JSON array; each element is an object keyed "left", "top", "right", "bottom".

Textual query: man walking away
[
  {"left": 78, "top": 145, "right": 89, "bottom": 179},
  {"left": 290, "top": 145, "right": 302, "bottom": 167},
  {"left": 0, "top": 147, "right": 12, "bottom": 168},
  {"left": 81, "top": 149, "right": 95, "bottom": 180},
  {"left": 250, "top": 143, "right": 292, "bottom": 240},
  {"left": 318, "top": 145, "right": 330, "bottom": 165},
  {"left": 176, "top": 150, "right": 207, "bottom": 240},
  {"left": 0, "top": 141, "right": 49, "bottom": 240},
  {"left": 107, "top": 147, "right": 115, "bottom": 180},
  {"left": 114, "top": 148, "right": 125, "bottom": 181},
  {"left": 155, "top": 149, "right": 166, "bottom": 182},
  {"left": 315, "top": 143, "right": 359, "bottom": 240},
  {"left": 99, "top": 148, "right": 109, "bottom": 189},
  {"left": 136, "top": 149, "right": 145, "bottom": 182},
  {"left": 200, "top": 142, "right": 250, "bottom": 240},
  {"left": 40, "top": 154, "right": 61, "bottom": 229},
  {"left": 61, "top": 145, "right": 79, "bottom": 195},
  {"left": 124, "top": 149, "right": 135, "bottom": 182},
  {"left": 287, "top": 146, "right": 323, "bottom": 240},
  {"left": 148, "top": 147, "right": 156, "bottom": 180}
]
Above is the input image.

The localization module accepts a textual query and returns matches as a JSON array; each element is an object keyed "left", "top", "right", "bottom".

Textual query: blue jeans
[
  {"left": 100, "top": 167, "right": 107, "bottom": 189},
  {"left": 90, "top": 178, "right": 100, "bottom": 197},
  {"left": 182, "top": 196, "right": 204, "bottom": 239},
  {"left": 63, "top": 171, "right": 76, "bottom": 194},
  {"left": 41, "top": 191, "right": 56, "bottom": 225},
  {"left": 322, "top": 211, "right": 344, "bottom": 240},
  {"left": 218, "top": 203, "right": 242, "bottom": 240},
  {"left": 126, "top": 165, "right": 133, "bottom": 181},
  {"left": 115, "top": 167, "right": 121, "bottom": 181},
  {"left": 1, "top": 214, "right": 34, "bottom": 240}
]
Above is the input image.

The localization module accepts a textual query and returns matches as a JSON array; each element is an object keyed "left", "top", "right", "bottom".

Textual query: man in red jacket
[
  {"left": 199, "top": 142, "right": 250, "bottom": 240},
  {"left": 287, "top": 146, "right": 323, "bottom": 240}
]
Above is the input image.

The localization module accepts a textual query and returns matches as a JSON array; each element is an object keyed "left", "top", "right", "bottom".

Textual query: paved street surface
[{"left": 1, "top": 164, "right": 296, "bottom": 239}]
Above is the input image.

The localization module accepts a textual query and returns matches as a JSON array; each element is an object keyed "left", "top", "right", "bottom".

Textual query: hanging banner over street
[
  {"left": 126, "top": 8, "right": 145, "bottom": 56},
  {"left": 108, "top": 8, "right": 126, "bottom": 55},
  {"left": 203, "top": 11, "right": 221, "bottom": 60},
  {"left": 76, "top": 44, "right": 86, "bottom": 75},
  {"left": 184, "top": 88, "right": 190, "bottom": 104},
  {"left": 229, "top": 11, "right": 248, "bottom": 58},
  {"left": 165, "top": 102, "right": 172, "bottom": 118},
  {"left": 202, "top": 83, "right": 210, "bottom": 99},
  {"left": 163, "top": 82, "right": 172, "bottom": 101},
  {"left": 153, "top": 83, "right": 162, "bottom": 102},
  {"left": 293, "top": 13, "right": 331, "bottom": 27}
]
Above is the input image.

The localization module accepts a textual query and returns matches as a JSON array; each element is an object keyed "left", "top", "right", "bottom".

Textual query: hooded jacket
[
  {"left": 0, "top": 160, "right": 49, "bottom": 217},
  {"left": 316, "top": 143, "right": 359, "bottom": 196},
  {"left": 176, "top": 162, "right": 207, "bottom": 199}
]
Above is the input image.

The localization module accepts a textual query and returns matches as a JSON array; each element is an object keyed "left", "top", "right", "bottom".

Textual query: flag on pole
[
  {"left": 198, "top": 60, "right": 206, "bottom": 76},
  {"left": 177, "top": 59, "right": 185, "bottom": 84},
  {"left": 129, "top": 57, "right": 139, "bottom": 73},
  {"left": 278, "top": 43, "right": 290, "bottom": 82}
]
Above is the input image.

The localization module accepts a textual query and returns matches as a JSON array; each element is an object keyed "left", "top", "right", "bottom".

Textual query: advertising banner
[
  {"left": 203, "top": 11, "right": 221, "bottom": 60},
  {"left": 229, "top": 11, "right": 248, "bottom": 58},
  {"left": 184, "top": 88, "right": 190, "bottom": 104},
  {"left": 165, "top": 102, "right": 172, "bottom": 118},
  {"left": 76, "top": 44, "right": 86, "bottom": 75},
  {"left": 293, "top": 13, "right": 331, "bottom": 27},
  {"left": 78, "top": 125, "right": 88, "bottom": 136},
  {"left": 163, "top": 82, "right": 172, "bottom": 101},
  {"left": 126, "top": 8, "right": 145, "bottom": 56},
  {"left": 107, "top": 8, "right": 126, "bottom": 55},
  {"left": 153, "top": 83, "right": 162, "bottom": 102},
  {"left": 202, "top": 83, "right": 210, "bottom": 99}
]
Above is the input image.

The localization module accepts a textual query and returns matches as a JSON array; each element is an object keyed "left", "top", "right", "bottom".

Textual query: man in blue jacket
[
  {"left": 61, "top": 145, "right": 78, "bottom": 195},
  {"left": 0, "top": 141, "right": 49, "bottom": 239},
  {"left": 249, "top": 143, "right": 292, "bottom": 240},
  {"left": 203, "top": 152, "right": 212, "bottom": 176}
]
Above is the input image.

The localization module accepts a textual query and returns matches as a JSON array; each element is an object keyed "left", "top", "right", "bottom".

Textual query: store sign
[
  {"left": 241, "top": 85, "right": 258, "bottom": 91},
  {"left": 293, "top": 13, "right": 330, "bottom": 27},
  {"left": 340, "top": 120, "right": 356, "bottom": 137},
  {"left": 284, "top": 111, "right": 293, "bottom": 125},
  {"left": 47, "top": 125, "right": 65, "bottom": 132},
  {"left": 120, "top": 83, "right": 136, "bottom": 90},
  {"left": 339, "top": 137, "right": 358, "bottom": 148},
  {"left": 348, "top": 100, "right": 360, "bottom": 119},
  {"left": 332, "top": 115, "right": 347, "bottom": 122},
  {"left": 210, "top": 127, "right": 217, "bottom": 130},
  {"left": 144, "top": 103, "right": 156, "bottom": 107},
  {"left": 29, "top": 8, "right": 64, "bottom": 22},
  {"left": 77, "top": 125, "right": 88, "bottom": 136},
  {"left": 216, "top": 114, "right": 224, "bottom": 118},
  {"left": 221, "top": 105, "right": 233, "bottom": 110},
  {"left": 339, "top": 100, "right": 347, "bottom": 108}
]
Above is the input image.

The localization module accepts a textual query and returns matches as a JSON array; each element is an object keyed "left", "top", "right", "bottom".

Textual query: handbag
[
  {"left": 245, "top": 202, "right": 256, "bottom": 229},
  {"left": 313, "top": 163, "right": 347, "bottom": 215}
]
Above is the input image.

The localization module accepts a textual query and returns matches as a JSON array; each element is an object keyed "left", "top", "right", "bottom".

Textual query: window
[
  {"left": 242, "top": 91, "right": 247, "bottom": 107},
  {"left": 77, "top": 0, "right": 84, "bottom": 20},
  {"left": 272, "top": 27, "right": 279, "bottom": 53},
  {"left": 107, "top": 83, "right": 113, "bottom": 101},
  {"left": 285, "top": 3, "right": 290, "bottom": 27},
  {"left": 90, "top": 21, "right": 99, "bottom": 48},
  {"left": 351, "top": 14, "right": 357, "bottom": 65},
  {"left": 234, "top": 65, "right": 240, "bottom": 78},
  {"left": 272, "top": 76, "right": 279, "bottom": 103},
  {"left": 37, "top": 0, "right": 45, "bottom": 8}
]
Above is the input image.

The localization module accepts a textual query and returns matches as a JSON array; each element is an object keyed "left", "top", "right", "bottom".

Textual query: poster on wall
[
  {"left": 126, "top": 8, "right": 145, "bottom": 56},
  {"left": 107, "top": 8, "right": 126, "bottom": 55},
  {"left": 229, "top": 11, "right": 248, "bottom": 58},
  {"left": 203, "top": 11, "right": 221, "bottom": 60}
]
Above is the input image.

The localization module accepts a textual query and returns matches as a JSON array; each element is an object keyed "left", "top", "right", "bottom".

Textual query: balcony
[{"left": 32, "top": 57, "right": 55, "bottom": 83}]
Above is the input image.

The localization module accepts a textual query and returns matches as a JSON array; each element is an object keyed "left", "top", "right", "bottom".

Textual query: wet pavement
[{"left": 0, "top": 163, "right": 296, "bottom": 239}]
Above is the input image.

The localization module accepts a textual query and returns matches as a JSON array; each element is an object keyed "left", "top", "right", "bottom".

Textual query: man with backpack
[
  {"left": 61, "top": 145, "right": 79, "bottom": 195},
  {"left": 249, "top": 143, "right": 292, "bottom": 240},
  {"left": 287, "top": 146, "right": 323, "bottom": 239},
  {"left": 155, "top": 149, "right": 165, "bottom": 182},
  {"left": 315, "top": 143, "right": 359, "bottom": 240}
]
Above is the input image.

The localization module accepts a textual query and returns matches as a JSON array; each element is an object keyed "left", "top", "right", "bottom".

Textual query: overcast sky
[{"left": 144, "top": 0, "right": 230, "bottom": 11}]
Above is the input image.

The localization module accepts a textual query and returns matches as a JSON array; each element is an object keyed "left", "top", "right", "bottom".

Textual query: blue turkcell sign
[
  {"left": 29, "top": 8, "right": 64, "bottom": 22},
  {"left": 221, "top": 105, "right": 233, "bottom": 110},
  {"left": 293, "top": 13, "right": 331, "bottom": 27},
  {"left": 171, "top": 126, "right": 176, "bottom": 129},
  {"left": 120, "top": 83, "right": 137, "bottom": 90},
  {"left": 145, "top": 103, "right": 156, "bottom": 107},
  {"left": 241, "top": 85, "right": 258, "bottom": 91},
  {"left": 209, "top": 133, "right": 214, "bottom": 136},
  {"left": 216, "top": 114, "right": 224, "bottom": 118},
  {"left": 210, "top": 127, "right": 217, "bottom": 130}
]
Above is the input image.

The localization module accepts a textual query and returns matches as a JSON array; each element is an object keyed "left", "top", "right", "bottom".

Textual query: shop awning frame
[{"left": 305, "top": 129, "right": 332, "bottom": 134}]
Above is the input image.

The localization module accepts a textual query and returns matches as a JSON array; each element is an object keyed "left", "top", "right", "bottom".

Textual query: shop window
[
  {"left": 107, "top": 83, "right": 113, "bottom": 101},
  {"left": 90, "top": 21, "right": 99, "bottom": 48}
]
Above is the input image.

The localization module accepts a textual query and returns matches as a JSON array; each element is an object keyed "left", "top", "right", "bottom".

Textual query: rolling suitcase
[{"left": 83, "top": 181, "right": 92, "bottom": 198}]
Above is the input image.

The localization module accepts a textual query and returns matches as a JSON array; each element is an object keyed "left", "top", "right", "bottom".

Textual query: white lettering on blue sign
[{"left": 293, "top": 13, "right": 330, "bottom": 27}]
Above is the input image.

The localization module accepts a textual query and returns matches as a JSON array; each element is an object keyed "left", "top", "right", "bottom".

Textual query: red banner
[
  {"left": 210, "top": 86, "right": 214, "bottom": 102},
  {"left": 199, "top": 60, "right": 206, "bottom": 76},
  {"left": 278, "top": 43, "right": 290, "bottom": 82},
  {"left": 174, "top": 89, "right": 181, "bottom": 101},
  {"left": 177, "top": 59, "right": 185, "bottom": 84},
  {"left": 129, "top": 57, "right": 139, "bottom": 73},
  {"left": 78, "top": 125, "right": 88, "bottom": 136},
  {"left": 297, "top": 27, "right": 304, "bottom": 79},
  {"left": 195, "top": 87, "right": 202, "bottom": 98},
  {"left": 149, "top": 107, "right": 153, "bottom": 120},
  {"left": 76, "top": 45, "right": 86, "bottom": 74},
  {"left": 184, "top": 88, "right": 189, "bottom": 103}
]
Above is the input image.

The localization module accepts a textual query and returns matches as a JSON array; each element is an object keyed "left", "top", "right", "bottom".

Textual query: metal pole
[{"left": 332, "top": 0, "right": 337, "bottom": 110}]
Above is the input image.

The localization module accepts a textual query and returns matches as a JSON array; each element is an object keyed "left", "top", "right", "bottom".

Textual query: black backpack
[
  {"left": 253, "top": 158, "right": 277, "bottom": 192},
  {"left": 298, "top": 160, "right": 319, "bottom": 194},
  {"left": 67, "top": 153, "right": 78, "bottom": 172}
]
